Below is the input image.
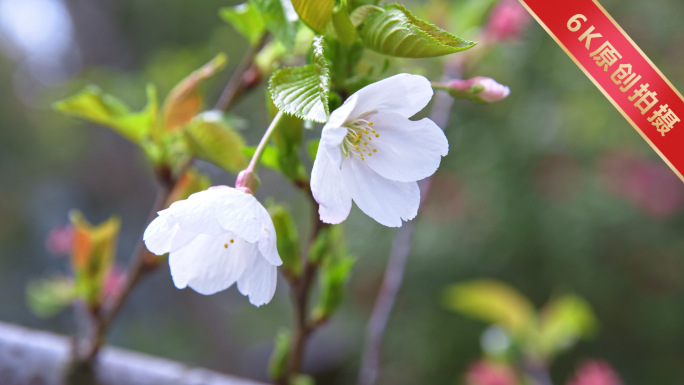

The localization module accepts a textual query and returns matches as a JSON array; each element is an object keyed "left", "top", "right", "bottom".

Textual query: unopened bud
[
  {"left": 443, "top": 77, "right": 511, "bottom": 103},
  {"left": 235, "top": 169, "right": 260, "bottom": 194}
]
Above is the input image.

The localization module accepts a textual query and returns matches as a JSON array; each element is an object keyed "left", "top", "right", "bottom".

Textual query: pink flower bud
[
  {"left": 45, "top": 224, "right": 74, "bottom": 256},
  {"left": 445, "top": 77, "right": 511, "bottom": 103},
  {"left": 466, "top": 360, "right": 517, "bottom": 385},
  {"left": 484, "top": 0, "right": 531, "bottom": 42},
  {"left": 235, "top": 170, "right": 260, "bottom": 194},
  {"left": 103, "top": 266, "right": 127, "bottom": 302},
  {"left": 567, "top": 360, "right": 623, "bottom": 385}
]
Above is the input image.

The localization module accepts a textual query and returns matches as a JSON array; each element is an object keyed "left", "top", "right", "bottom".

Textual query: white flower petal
[
  {"left": 349, "top": 74, "right": 433, "bottom": 118},
  {"left": 311, "top": 144, "right": 352, "bottom": 224},
  {"left": 169, "top": 233, "right": 256, "bottom": 295},
  {"left": 237, "top": 253, "right": 278, "bottom": 307},
  {"left": 363, "top": 113, "right": 448, "bottom": 182},
  {"left": 162, "top": 188, "right": 234, "bottom": 235},
  {"left": 341, "top": 157, "right": 420, "bottom": 227},
  {"left": 321, "top": 95, "right": 358, "bottom": 167},
  {"left": 143, "top": 215, "right": 179, "bottom": 255},
  {"left": 215, "top": 190, "right": 268, "bottom": 243},
  {"left": 256, "top": 206, "right": 282, "bottom": 266}
]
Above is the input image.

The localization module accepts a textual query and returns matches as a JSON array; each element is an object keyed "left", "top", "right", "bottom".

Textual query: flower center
[{"left": 342, "top": 118, "right": 380, "bottom": 161}]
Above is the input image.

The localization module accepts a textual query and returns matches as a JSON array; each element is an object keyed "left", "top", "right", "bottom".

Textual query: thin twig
[
  {"left": 83, "top": 177, "right": 174, "bottom": 361},
  {"left": 357, "top": 62, "right": 462, "bottom": 385},
  {"left": 214, "top": 34, "right": 269, "bottom": 112}
]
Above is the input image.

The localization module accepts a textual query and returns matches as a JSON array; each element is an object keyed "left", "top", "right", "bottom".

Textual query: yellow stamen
[
  {"left": 223, "top": 244, "right": 228, "bottom": 248},
  {"left": 375, "top": 134, "right": 379, "bottom": 137},
  {"left": 373, "top": 149, "right": 377, "bottom": 152}
]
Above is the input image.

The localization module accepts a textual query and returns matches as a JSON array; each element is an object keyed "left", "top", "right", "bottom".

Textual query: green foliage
[
  {"left": 443, "top": 279, "right": 535, "bottom": 338},
  {"left": 269, "top": 205, "right": 302, "bottom": 277},
  {"left": 313, "top": 251, "right": 355, "bottom": 322},
  {"left": 331, "top": 0, "right": 357, "bottom": 45},
  {"left": 445, "top": 280, "right": 599, "bottom": 362},
  {"left": 184, "top": 112, "right": 248, "bottom": 173},
  {"left": 219, "top": 3, "right": 266, "bottom": 45},
  {"left": 269, "top": 35, "right": 330, "bottom": 123},
  {"left": 455, "top": 0, "right": 500, "bottom": 35},
  {"left": 291, "top": 0, "right": 334, "bottom": 33},
  {"left": 26, "top": 277, "right": 75, "bottom": 318},
  {"left": 359, "top": 3, "right": 476, "bottom": 58},
  {"left": 252, "top": 0, "right": 299, "bottom": 51},
  {"left": 306, "top": 138, "right": 320, "bottom": 162},
  {"left": 161, "top": 54, "right": 227, "bottom": 132},
  {"left": 53, "top": 84, "right": 157, "bottom": 144},
  {"left": 350, "top": 5, "right": 383, "bottom": 27},
  {"left": 536, "top": 295, "right": 597, "bottom": 359},
  {"left": 69, "top": 211, "right": 121, "bottom": 309},
  {"left": 242, "top": 145, "right": 281, "bottom": 171},
  {"left": 268, "top": 328, "right": 292, "bottom": 380}
]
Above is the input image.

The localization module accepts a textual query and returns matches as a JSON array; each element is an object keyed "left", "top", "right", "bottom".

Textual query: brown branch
[
  {"left": 357, "top": 63, "right": 462, "bottom": 385},
  {"left": 214, "top": 34, "right": 269, "bottom": 112},
  {"left": 274, "top": 180, "right": 329, "bottom": 384},
  {"left": 0, "top": 321, "right": 267, "bottom": 385}
]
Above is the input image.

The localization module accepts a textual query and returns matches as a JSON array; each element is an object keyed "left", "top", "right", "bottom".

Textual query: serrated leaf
[
  {"left": 53, "top": 86, "right": 155, "bottom": 144},
  {"left": 359, "top": 3, "right": 476, "bottom": 58},
  {"left": 185, "top": 112, "right": 248, "bottom": 173},
  {"left": 443, "top": 279, "right": 535, "bottom": 338},
  {"left": 291, "top": 0, "right": 334, "bottom": 33},
  {"left": 220, "top": 3, "right": 266, "bottom": 45},
  {"left": 161, "top": 54, "right": 227, "bottom": 132},
  {"left": 350, "top": 5, "right": 383, "bottom": 27},
  {"left": 252, "top": 0, "right": 299, "bottom": 51},
  {"left": 269, "top": 35, "right": 330, "bottom": 122},
  {"left": 332, "top": 1, "right": 357, "bottom": 45}
]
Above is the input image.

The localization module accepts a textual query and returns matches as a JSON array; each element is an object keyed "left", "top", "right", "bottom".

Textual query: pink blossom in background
[
  {"left": 466, "top": 360, "right": 517, "bottom": 385},
  {"left": 599, "top": 149, "right": 684, "bottom": 219},
  {"left": 567, "top": 360, "right": 623, "bottom": 385},
  {"left": 45, "top": 224, "right": 73, "bottom": 256},
  {"left": 103, "top": 266, "right": 127, "bottom": 302},
  {"left": 484, "top": 0, "right": 531, "bottom": 42}
]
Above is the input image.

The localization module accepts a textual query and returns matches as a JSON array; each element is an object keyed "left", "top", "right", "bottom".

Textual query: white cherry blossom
[
  {"left": 311, "top": 74, "right": 448, "bottom": 227},
  {"left": 143, "top": 186, "right": 281, "bottom": 306}
]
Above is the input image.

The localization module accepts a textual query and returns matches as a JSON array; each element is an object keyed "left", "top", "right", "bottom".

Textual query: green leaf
[
  {"left": 332, "top": 1, "right": 357, "bottom": 45},
  {"left": 26, "top": 277, "right": 76, "bottom": 318},
  {"left": 359, "top": 3, "right": 476, "bottom": 58},
  {"left": 537, "top": 294, "right": 597, "bottom": 359},
  {"left": 350, "top": 5, "right": 383, "bottom": 27},
  {"left": 184, "top": 112, "right": 248, "bottom": 173},
  {"left": 306, "top": 138, "right": 320, "bottom": 162},
  {"left": 252, "top": 0, "right": 299, "bottom": 50},
  {"left": 268, "top": 328, "right": 292, "bottom": 381},
  {"left": 268, "top": 35, "right": 330, "bottom": 122},
  {"left": 269, "top": 205, "right": 302, "bottom": 277},
  {"left": 443, "top": 279, "right": 535, "bottom": 338},
  {"left": 53, "top": 86, "right": 155, "bottom": 144},
  {"left": 313, "top": 248, "right": 355, "bottom": 321},
  {"left": 241, "top": 145, "right": 281, "bottom": 171},
  {"left": 161, "top": 53, "right": 227, "bottom": 132},
  {"left": 291, "top": 0, "right": 334, "bottom": 33},
  {"left": 220, "top": 3, "right": 266, "bottom": 45}
]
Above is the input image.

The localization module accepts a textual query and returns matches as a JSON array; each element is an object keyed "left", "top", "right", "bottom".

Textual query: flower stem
[{"left": 248, "top": 110, "right": 284, "bottom": 172}]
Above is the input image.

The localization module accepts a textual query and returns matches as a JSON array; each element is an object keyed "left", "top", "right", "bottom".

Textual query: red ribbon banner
[{"left": 518, "top": 0, "right": 684, "bottom": 182}]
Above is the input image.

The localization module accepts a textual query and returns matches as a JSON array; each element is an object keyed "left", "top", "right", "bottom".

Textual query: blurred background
[{"left": 1, "top": 0, "right": 684, "bottom": 384}]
